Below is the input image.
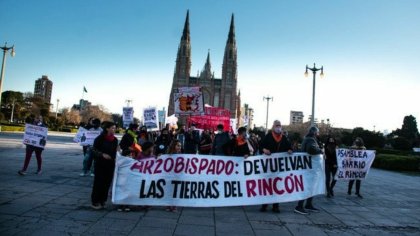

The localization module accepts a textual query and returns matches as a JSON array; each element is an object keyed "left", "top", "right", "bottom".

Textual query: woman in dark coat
[
  {"left": 90, "top": 121, "right": 118, "bottom": 210},
  {"left": 325, "top": 137, "right": 338, "bottom": 197}
]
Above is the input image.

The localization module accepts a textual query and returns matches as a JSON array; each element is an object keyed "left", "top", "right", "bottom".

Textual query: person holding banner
[
  {"left": 80, "top": 118, "right": 102, "bottom": 177},
  {"left": 184, "top": 124, "right": 200, "bottom": 154},
  {"left": 212, "top": 124, "right": 231, "bottom": 156},
  {"left": 325, "top": 137, "right": 338, "bottom": 198},
  {"left": 90, "top": 121, "right": 118, "bottom": 210},
  {"left": 294, "top": 126, "right": 323, "bottom": 215},
  {"left": 165, "top": 139, "right": 183, "bottom": 212},
  {"left": 18, "top": 115, "right": 46, "bottom": 176},
  {"left": 347, "top": 137, "right": 366, "bottom": 198},
  {"left": 260, "top": 120, "right": 292, "bottom": 213},
  {"left": 230, "top": 127, "right": 254, "bottom": 158}
]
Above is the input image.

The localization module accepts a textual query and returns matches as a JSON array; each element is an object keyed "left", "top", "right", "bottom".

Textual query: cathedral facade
[{"left": 168, "top": 11, "right": 240, "bottom": 119}]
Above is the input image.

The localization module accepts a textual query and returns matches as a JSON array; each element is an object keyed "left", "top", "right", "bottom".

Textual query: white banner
[
  {"left": 79, "top": 130, "right": 101, "bottom": 146},
  {"left": 73, "top": 127, "right": 87, "bottom": 143},
  {"left": 23, "top": 124, "right": 48, "bottom": 149},
  {"left": 112, "top": 152, "right": 325, "bottom": 207},
  {"left": 335, "top": 148, "right": 376, "bottom": 180},
  {"left": 123, "top": 107, "right": 134, "bottom": 128},
  {"left": 144, "top": 107, "right": 158, "bottom": 130},
  {"left": 174, "top": 87, "right": 204, "bottom": 115}
]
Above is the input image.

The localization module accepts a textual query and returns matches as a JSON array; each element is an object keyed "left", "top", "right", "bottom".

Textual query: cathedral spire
[
  {"left": 227, "top": 13, "right": 235, "bottom": 44},
  {"left": 204, "top": 49, "right": 211, "bottom": 72},
  {"left": 182, "top": 10, "right": 190, "bottom": 41}
]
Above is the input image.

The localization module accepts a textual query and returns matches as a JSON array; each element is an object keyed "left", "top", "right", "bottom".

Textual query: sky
[{"left": 1, "top": 0, "right": 419, "bottom": 132}]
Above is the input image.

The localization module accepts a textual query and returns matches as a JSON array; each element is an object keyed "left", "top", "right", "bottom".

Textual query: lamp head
[
  {"left": 304, "top": 65, "right": 309, "bottom": 77},
  {"left": 10, "top": 46, "right": 15, "bottom": 57},
  {"left": 320, "top": 66, "right": 324, "bottom": 78}
]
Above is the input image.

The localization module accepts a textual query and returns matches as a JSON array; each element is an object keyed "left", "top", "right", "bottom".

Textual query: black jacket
[
  {"left": 301, "top": 135, "right": 323, "bottom": 155},
  {"left": 92, "top": 133, "right": 118, "bottom": 168},
  {"left": 261, "top": 131, "right": 292, "bottom": 153}
]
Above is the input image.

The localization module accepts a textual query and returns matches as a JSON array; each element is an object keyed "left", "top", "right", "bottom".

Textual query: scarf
[
  {"left": 104, "top": 134, "right": 115, "bottom": 142},
  {"left": 127, "top": 130, "right": 138, "bottom": 144},
  {"left": 236, "top": 136, "right": 247, "bottom": 146},
  {"left": 272, "top": 131, "right": 283, "bottom": 143}
]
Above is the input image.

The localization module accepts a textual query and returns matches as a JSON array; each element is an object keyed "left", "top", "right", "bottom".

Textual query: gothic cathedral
[{"left": 167, "top": 11, "right": 240, "bottom": 119}]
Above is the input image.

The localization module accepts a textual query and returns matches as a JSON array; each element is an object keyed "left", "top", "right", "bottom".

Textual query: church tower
[
  {"left": 168, "top": 11, "right": 192, "bottom": 116},
  {"left": 221, "top": 14, "right": 238, "bottom": 118}
]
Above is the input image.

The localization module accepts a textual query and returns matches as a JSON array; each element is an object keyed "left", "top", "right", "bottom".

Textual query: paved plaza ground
[{"left": 0, "top": 132, "right": 419, "bottom": 236}]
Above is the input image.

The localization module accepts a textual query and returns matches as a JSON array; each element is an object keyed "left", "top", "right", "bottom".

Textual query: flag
[{"left": 83, "top": 86, "right": 88, "bottom": 93}]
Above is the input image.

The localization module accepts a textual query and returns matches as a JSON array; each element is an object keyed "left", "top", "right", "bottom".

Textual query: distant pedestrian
[
  {"left": 260, "top": 120, "right": 292, "bottom": 213},
  {"left": 347, "top": 137, "right": 366, "bottom": 198},
  {"left": 325, "top": 137, "right": 338, "bottom": 198},
  {"left": 294, "top": 126, "right": 323, "bottom": 215},
  {"left": 18, "top": 115, "right": 46, "bottom": 175},
  {"left": 90, "top": 121, "right": 118, "bottom": 210}
]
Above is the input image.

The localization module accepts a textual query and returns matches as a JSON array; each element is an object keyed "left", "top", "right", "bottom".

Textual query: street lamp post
[
  {"left": 305, "top": 63, "right": 324, "bottom": 127},
  {"left": 10, "top": 98, "right": 16, "bottom": 123},
  {"left": 263, "top": 96, "right": 273, "bottom": 132},
  {"left": 0, "top": 43, "right": 16, "bottom": 107},
  {"left": 55, "top": 99, "right": 60, "bottom": 120}
]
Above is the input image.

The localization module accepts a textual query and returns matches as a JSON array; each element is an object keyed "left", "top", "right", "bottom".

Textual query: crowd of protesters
[{"left": 17, "top": 116, "right": 367, "bottom": 214}]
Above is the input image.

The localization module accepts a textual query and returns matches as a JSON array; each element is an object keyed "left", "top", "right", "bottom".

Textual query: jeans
[{"left": 82, "top": 146, "right": 94, "bottom": 173}]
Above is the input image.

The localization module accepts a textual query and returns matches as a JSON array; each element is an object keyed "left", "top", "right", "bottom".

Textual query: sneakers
[
  {"left": 124, "top": 207, "right": 131, "bottom": 212},
  {"left": 356, "top": 193, "right": 363, "bottom": 199},
  {"left": 305, "top": 206, "right": 320, "bottom": 213},
  {"left": 90, "top": 173, "right": 95, "bottom": 177},
  {"left": 36, "top": 170, "right": 42, "bottom": 175},
  {"left": 91, "top": 204, "right": 102, "bottom": 210},
  {"left": 294, "top": 206, "right": 308, "bottom": 215},
  {"left": 79, "top": 172, "right": 88, "bottom": 177},
  {"left": 18, "top": 170, "right": 27, "bottom": 176}
]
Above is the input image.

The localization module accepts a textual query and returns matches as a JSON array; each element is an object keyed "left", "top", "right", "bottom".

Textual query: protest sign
[
  {"left": 123, "top": 107, "right": 134, "bottom": 128},
  {"left": 144, "top": 107, "right": 158, "bottom": 130},
  {"left": 23, "top": 124, "right": 48, "bottom": 149},
  {"left": 73, "top": 127, "right": 87, "bottom": 143},
  {"left": 112, "top": 152, "right": 325, "bottom": 207},
  {"left": 335, "top": 148, "right": 376, "bottom": 180},
  {"left": 174, "top": 87, "right": 204, "bottom": 115},
  {"left": 79, "top": 130, "right": 101, "bottom": 146}
]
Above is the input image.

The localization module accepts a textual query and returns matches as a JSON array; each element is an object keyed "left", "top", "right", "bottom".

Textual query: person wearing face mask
[
  {"left": 260, "top": 120, "right": 293, "bottom": 213},
  {"left": 212, "top": 124, "right": 231, "bottom": 155},
  {"left": 294, "top": 126, "right": 323, "bottom": 215},
  {"left": 154, "top": 128, "right": 172, "bottom": 156},
  {"left": 230, "top": 127, "right": 254, "bottom": 158},
  {"left": 347, "top": 137, "right": 366, "bottom": 198},
  {"left": 325, "top": 137, "right": 338, "bottom": 198}
]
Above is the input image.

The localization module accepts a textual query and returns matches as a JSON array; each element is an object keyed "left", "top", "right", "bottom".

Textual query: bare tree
[{"left": 79, "top": 105, "right": 112, "bottom": 123}]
